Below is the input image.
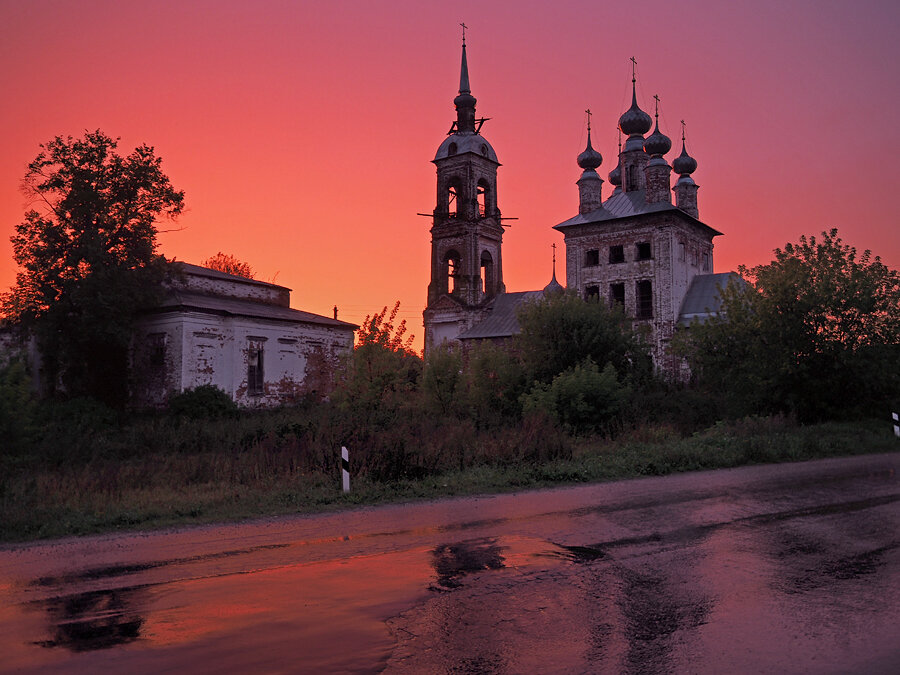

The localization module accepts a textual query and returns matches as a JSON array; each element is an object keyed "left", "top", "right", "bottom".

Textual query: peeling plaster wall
[
  {"left": 133, "top": 310, "right": 353, "bottom": 408},
  {"left": 131, "top": 267, "right": 354, "bottom": 408},
  {"left": 562, "top": 214, "right": 716, "bottom": 370}
]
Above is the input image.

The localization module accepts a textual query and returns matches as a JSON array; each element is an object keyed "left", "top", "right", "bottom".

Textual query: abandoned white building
[
  {"left": 131, "top": 263, "right": 355, "bottom": 408},
  {"left": 422, "top": 42, "right": 736, "bottom": 370}
]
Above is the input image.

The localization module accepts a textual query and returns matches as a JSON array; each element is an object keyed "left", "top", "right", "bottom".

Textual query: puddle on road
[{"left": 34, "top": 587, "right": 145, "bottom": 652}]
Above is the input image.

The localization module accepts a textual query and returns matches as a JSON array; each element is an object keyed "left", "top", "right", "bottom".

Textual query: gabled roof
[
  {"left": 457, "top": 291, "right": 543, "bottom": 340},
  {"left": 554, "top": 189, "right": 722, "bottom": 237},
  {"left": 151, "top": 291, "right": 357, "bottom": 329},
  {"left": 677, "top": 272, "right": 744, "bottom": 325}
]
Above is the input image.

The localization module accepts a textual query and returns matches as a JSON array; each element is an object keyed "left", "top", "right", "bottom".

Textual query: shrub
[
  {"left": 522, "top": 359, "right": 630, "bottom": 435},
  {"left": 168, "top": 385, "right": 238, "bottom": 419}
]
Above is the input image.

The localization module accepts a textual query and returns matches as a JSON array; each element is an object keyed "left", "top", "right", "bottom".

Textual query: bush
[
  {"left": 168, "top": 385, "right": 238, "bottom": 419},
  {"left": 0, "top": 359, "right": 39, "bottom": 457},
  {"left": 522, "top": 359, "right": 630, "bottom": 435}
]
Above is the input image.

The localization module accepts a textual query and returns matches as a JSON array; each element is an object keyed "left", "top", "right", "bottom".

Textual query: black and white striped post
[
  {"left": 893, "top": 412, "right": 899, "bottom": 439},
  {"left": 341, "top": 446, "right": 350, "bottom": 493}
]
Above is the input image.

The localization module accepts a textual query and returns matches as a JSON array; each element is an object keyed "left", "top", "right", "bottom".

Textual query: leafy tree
[
  {"left": 335, "top": 302, "right": 422, "bottom": 416},
  {"left": 675, "top": 229, "right": 900, "bottom": 421},
  {"left": 515, "top": 290, "right": 653, "bottom": 386},
  {"left": 423, "top": 342, "right": 464, "bottom": 415},
  {"left": 1, "top": 130, "right": 184, "bottom": 404},
  {"left": 458, "top": 340, "right": 528, "bottom": 428},
  {"left": 201, "top": 252, "right": 255, "bottom": 279}
]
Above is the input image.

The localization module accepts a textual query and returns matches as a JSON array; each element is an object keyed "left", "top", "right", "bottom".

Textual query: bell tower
[{"left": 423, "top": 35, "right": 505, "bottom": 353}]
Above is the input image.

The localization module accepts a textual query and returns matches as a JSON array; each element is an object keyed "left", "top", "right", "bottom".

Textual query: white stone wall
[{"left": 133, "top": 311, "right": 353, "bottom": 408}]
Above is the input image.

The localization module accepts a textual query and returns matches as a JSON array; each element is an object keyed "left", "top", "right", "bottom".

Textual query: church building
[{"left": 423, "top": 42, "right": 735, "bottom": 372}]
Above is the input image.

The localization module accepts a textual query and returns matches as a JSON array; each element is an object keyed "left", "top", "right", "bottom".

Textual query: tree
[
  {"left": 675, "top": 229, "right": 900, "bottom": 421},
  {"left": 335, "top": 302, "right": 422, "bottom": 417},
  {"left": 515, "top": 290, "right": 653, "bottom": 386},
  {"left": 1, "top": 130, "right": 184, "bottom": 404},
  {"left": 201, "top": 252, "right": 255, "bottom": 279}
]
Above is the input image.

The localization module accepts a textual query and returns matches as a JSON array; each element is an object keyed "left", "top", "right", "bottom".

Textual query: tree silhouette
[
  {"left": 675, "top": 229, "right": 900, "bottom": 420},
  {"left": 1, "top": 130, "right": 184, "bottom": 404},
  {"left": 201, "top": 252, "right": 255, "bottom": 279}
]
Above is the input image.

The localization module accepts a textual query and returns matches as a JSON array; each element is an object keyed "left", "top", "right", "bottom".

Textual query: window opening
[
  {"left": 636, "top": 242, "right": 652, "bottom": 261},
  {"left": 480, "top": 250, "right": 494, "bottom": 296},
  {"left": 627, "top": 165, "right": 638, "bottom": 190},
  {"left": 636, "top": 280, "right": 653, "bottom": 319},
  {"left": 448, "top": 185, "right": 458, "bottom": 218},
  {"left": 585, "top": 249, "right": 600, "bottom": 267},
  {"left": 477, "top": 184, "right": 486, "bottom": 217},
  {"left": 679, "top": 242, "right": 686, "bottom": 262},
  {"left": 443, "top": 250, "right": 460, "bottom": 294},
  {"left": 248, "top": 346, "right": 264, "bottom": 395},
  {"left": 448, "top": 142, "right": 458, "bottom": 156},
  {"left": 609, "top": 245, "right": 625, "bottom": 264},
  {"left": 585, "top": 285, "right": 600, "bottom": 301},
  {"left": 609, "top": 283, "right": 625, "bottom": 308},
  {"left": 702, "top": 252, "right": 710, "bottom": 272}
]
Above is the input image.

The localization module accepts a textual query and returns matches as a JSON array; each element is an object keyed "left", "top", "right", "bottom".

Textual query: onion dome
[
  {"left": 577, "top": 128, "right": 603, "bottom": 170},
  {"left": 543, "top": 271, "right": 564, "bottom": 295},
  {"left": 673, "top": 137, "right": 697, "bottom": 176},
  {"left": 609, "top": 130, "right": 622, "bottom": 185},
  {"left": 643, "top": 119, "right": 671, "bottom": 157},
  {"left": 618, "top": 81, "right": 652, "bottom": 136},
  {"left": 608, "top": 159, "right": 622, "bottom": 186},
  {"left": 543, "top": 246, "right": 564, "bottom": 295}
]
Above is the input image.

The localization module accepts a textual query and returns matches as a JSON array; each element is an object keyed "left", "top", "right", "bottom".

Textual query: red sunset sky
[{"left": 1, "top": 0, "right": 898, "bottom": 352}]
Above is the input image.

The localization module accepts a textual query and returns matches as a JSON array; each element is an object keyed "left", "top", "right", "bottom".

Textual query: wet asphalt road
[{"left": 1, "top": 452, "right": 898, "bottom": 674}]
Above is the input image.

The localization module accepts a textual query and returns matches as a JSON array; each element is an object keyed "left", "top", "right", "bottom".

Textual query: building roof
[
  {"left": 677, "top": 272, "right": 744, "bottom": 325},
  {"left": 173, "top": 262, "right": 292, "bottom": 292},
  {"left": 554, "top": 189, "right": 722, "bottom": 237},
  {"left": 457, "top": 291, "right": 543, "bottom": 340},
  {"left": 152, "top": 290, "right": 357, "bottom": 329}
]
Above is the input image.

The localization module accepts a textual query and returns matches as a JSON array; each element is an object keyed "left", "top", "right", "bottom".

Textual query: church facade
[{"left": 423, "top": 43, "right": 734, "bottom": 372}]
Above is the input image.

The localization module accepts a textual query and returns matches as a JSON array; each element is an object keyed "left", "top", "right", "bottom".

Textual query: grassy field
[{"left": 2, "top": 415, "right": 896, "bottom": 544}]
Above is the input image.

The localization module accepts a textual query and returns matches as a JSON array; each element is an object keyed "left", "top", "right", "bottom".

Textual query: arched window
[
  {"left": 447, "top": 179, "right": 462, "bottom": 218},
  {"left": 448, "top": 142, "right": 458, "bottom": 156},
  {"left": 480, "top": 250, "right": 494, "bottom": 296},
  {"left": 476, "top": 179, "right": 490, "bottom": 217},
  {"left": 443, "top": 250, "right": 461, "bottom": 294}
]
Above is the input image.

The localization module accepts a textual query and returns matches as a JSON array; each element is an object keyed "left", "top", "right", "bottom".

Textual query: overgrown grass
[{"left": 2, "top": 412, "right": 895, "bottom": 543}]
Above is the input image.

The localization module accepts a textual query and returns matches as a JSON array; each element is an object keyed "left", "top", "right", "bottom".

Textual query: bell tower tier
[{"left": 424, "top": 38, "right": 505, "bottom": 353}]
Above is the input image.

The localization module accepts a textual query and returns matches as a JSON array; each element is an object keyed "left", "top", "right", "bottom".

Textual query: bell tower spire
[
  {"left": 424, "top": 31, "right": 505, "bottom": 354},
  {"left": 454, "top": 25, "right": 477, "bottom": 134}
]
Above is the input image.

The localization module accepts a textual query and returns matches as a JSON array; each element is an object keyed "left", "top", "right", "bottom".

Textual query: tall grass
[{"left": 1, "top": 402, "right": 895, "bottom": 543}]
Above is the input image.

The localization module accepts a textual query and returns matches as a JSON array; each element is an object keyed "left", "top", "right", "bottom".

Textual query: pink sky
[{"left": 2, "top": 0, "right": 898, "bottom": 351}]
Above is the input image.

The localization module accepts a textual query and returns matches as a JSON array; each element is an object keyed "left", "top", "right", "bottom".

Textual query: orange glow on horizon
[{"left": 1, "top": 1, "right": 898, "bottom": 353}]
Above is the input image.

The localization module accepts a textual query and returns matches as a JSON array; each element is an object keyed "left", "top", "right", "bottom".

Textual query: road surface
[{"left": 1, "top": 453, "right": 898, "bottom": 673}]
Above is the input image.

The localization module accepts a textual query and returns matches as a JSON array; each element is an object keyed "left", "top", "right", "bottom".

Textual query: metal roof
[
  {"left": 457, "top": 291, "right": 543, "bottom": 340},
  {"left": 554, "top": 189, "right": 722, "bottom": 237},
  {"left": 152, "top": 291, "right": 357, "bottom": 329},
  {"left": 677, "top": 272, "right": 744, "bottom": 325},
  {"left": 173, "top": 262, "right": 292, "bottom": 292}
]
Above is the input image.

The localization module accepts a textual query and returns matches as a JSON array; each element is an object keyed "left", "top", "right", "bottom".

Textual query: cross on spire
[
  {"left": 460, "top": 22, "right": 467, "bottom": 44},
  {"left": 630, "top": 56, "right": 637, "bottom": 83},
  {"left": 551, "top": 243, "right": 557, "bottom": 274},
  {"left": 653, "top": 94, "right": 660, "bottom": 120},
  {"left": 585, "top": 108, "right": 592, "bottom": 134},
  {"left": 681, "top": 119, "right": 686, "bottom": 142}
]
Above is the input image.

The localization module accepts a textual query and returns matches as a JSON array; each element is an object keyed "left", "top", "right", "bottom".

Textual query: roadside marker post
[
  {"left": 893, "top": 412, "right": 899, "bottom": 439},
  {"left": 341, "top": 446, "right": 350, "bottom": 492}
]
